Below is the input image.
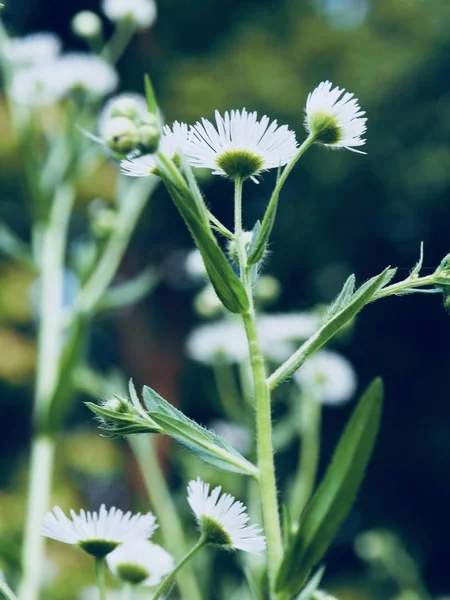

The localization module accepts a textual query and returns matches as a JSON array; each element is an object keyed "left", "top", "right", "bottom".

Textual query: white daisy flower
[
  {"left": 9, "top": 64, "right": 66, "bottom": 107},
  {"left": 186, "top": 321, "right": 249, "bottom": 365},
  {"left": 185, "top": 109, "right": 298, "bottom": 181},
  {"left": 52, "top": 54, "right": 118, "bottom": 99},
  {"left": 42, "top": 505, "right": 157, "bottom": 559},
  {"left": 305, "top": 81, "right": 367, "bottom": 153},
  {"left": 293, "top": 350, "right": 357, "bottom": 405},
  {"left": 102, "top": 0, "right": 157, "bottom": 29},
  {"left": 187, "top": 478, "right": 266, "bottom": 553},
  {"left": 120, "top": 121, "right": 189, "bottom": 177},
  {"left": 72, "top": 11, "right": 103, "bottom": 39},
  {"left": 3, "top": 33, "right": 61, "bottom": 68},
  {"left": 107, "top": 540, "right": 174, "bottom": 586}
]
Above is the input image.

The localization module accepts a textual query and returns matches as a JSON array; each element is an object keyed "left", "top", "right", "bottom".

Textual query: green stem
[
  {"left": 233, "top": 177, "right": 283, "bottom": 598},
  {"left": 95, "top": 558, "right": 107, "bottom": 600},
  {"left": 78, "top": 178, "right": 156, "bottom": 315},
  {"left": 101, "top": 20, "right": 136, "bottom": 64},
  {"left": 128, "top": 436, "right": 202, "bottom": 600},
  {"left": 270, "top": 134, "right": 317, "bottom": 203},
  {"left": 290, "top": 393, "right": 322, "bottom": 525},
  {"left": 371, "top": 274, "right": 436, "bottom": 301},
  {"left": 0, "top": 576, "right": 18, "bottom": 600},
  {"left": 19, "top": 183, "right": 76, "bottom": 600},
  {"left": 152, "top": 538, "right": 207, "bottom": 600}
]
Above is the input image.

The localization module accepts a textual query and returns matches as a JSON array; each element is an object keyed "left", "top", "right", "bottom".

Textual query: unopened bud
[
  {"left": 194, "top": 285, "right": 223, "bottom": 318},
  {"left": 103, "top": 116, "right": 139, "bottom": 155},
  {"left": 255, "top": 275, "right": 280, "bottom": 303},
  {"left": 71, "top": 11, "right": 102, "bottom": 38},
  {"left": 138, "top": 122, "right": 160, "bottom": 153},
  {"left": 110, "top": 97, "right": 142, "bottom": 121}
]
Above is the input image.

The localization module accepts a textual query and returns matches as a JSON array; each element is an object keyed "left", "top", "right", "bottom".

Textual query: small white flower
[
  {"left": 9, "top": 64, "right": 65, "bottom": 107},
  {"left": 185, "top": 109, "right": 298, "bottom": 181},
  {"left": 120, "top": 121, "right": 189, "bottom": 177},
  {"left": 3, "top": 32, "right": 61, "bottom": 68},
  {"left": 312, "top": 592, "right": 339, "bottom": 600},
  {"left": 305, "top": 81, "right": 367, "bottom": 153},
  {"left": 42, "top": 505, "right": 157, "bottom": 559},
  {"left": 53, "top": 54, "right": 118, "bottom": 99},
  {"left": 72, "top": 11, "right": 103, "bottom": 39},
  {"left": 186, "top": 321, "right": 249, "bottom": 365},
  {"left": 187, "top": 478, "right": 266, "bottom": 553},
  {"left": 293, "top": 350, "right": 357, "bottom": 405},
  {"left": 107, "top": 539, "right": 174, "bottom": 586},
  {"left": 102, "top": 0, "right": 157, "bottom": 29},
  {"left": 258, "top": 312, "right": 320, "bottom": 345}
]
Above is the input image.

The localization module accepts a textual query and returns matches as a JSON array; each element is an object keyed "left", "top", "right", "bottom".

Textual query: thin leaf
[
  {"left": 323, "top": 274, "right": 355, "bottom": 322},
  {"left": 411, "top": 242, "right": 424, "bottom": 277},
  {"left": 0, "top": 223, "right": 34, "bottom": 269},
  {"left": 144, "top": 74, "right": 158, "bottom": 116},
  {"left": 268, "top": 268, "right": 395, "bottom": 389},
  {"left": 247, "top": 189, "right": 279, "bottom": 266},
  {"left": 276, "top": 379, "right": 383, "bottom": 596},
  {"left": 143, "top": 386, "right": 258, "bottom": 476},
  {"left": 295, "top": 566, "right": 326, "bottom": 600},
  {"left": 96, "top": 268, "right": 160, "bottom": 312}
]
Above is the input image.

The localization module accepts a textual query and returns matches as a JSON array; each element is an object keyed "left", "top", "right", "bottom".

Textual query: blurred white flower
[
  {"left": 209, "top": 420, "right": 252, "bottom": 455},
  {"left": 194, "top": 285, "right": 224, "bottom": 318},
  {"left": 72, "top": 11, "right": 103, "bottom": 39},
  {"left": 79, "top": 586, "right": 121, "bottom": 600},
  {"left": 42, "top": 505, "right": 157, "bottom": 559},
  {"left": 185, "top": 249, "right": 207, "bottom": 281},
  {"left": 102, "top": 0, "right": 158, "bottom": 29},
  {"left": 107, "top": 540, "right": 174, "bottom": 586},
  {"left": 185, "top": 109, "right": 298, "bottom": 181},
  {"left": 293, "top": 350, "right": 357, "bottom": 405},
  {"left": 312, "top": 593, "right": 339, "bottom": 600},
  {"left": 305, "top": 81, "right": 367, "bottom": 152},
  {"left": 53, "top": 54, "right": 118, "bottom": 99},
  {"left": 3, "top": 32, "right": 61, "bottom": 68},
  {"left": 187, "top": 478, "right": 266, "bottom": 553},
  {"left": 9, "top": 64, "right": 65, "bottom": 107},
  {"left": 258, "top": 312, "right": 320, "bottom": 344},
  {"left": 121, "top": 121, "right": 189, "bottom": 176},
  {"left": 186, "top": 320, "right": 249, "bottom": 365}
]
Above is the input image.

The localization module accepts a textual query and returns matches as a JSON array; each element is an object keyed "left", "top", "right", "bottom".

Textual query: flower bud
[
  {"left": 90, "top": 209, "right": 117, "bottom": 238},
  {"left": 138, "top": 122, "right": 160, "bottom": 154},
  {"left": 103, "top": 116, "right": 139, "bottom": 155},
  {"left": 255, "top": 275, "right": 280, "bottom": 303},
  {"left": 194, "top": 285, "right": 224, "bottom": 318},
  {"left": 110, "top": 96, "right": 143, "bottom": 121},
  {"left": 71, "top": 11, "right": 102, "bottom": 38}
]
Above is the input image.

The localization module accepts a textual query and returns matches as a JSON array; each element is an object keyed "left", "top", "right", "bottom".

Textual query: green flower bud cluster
[
  {"left": 103, "top": 96, "right": 160, "bottom": 157},
  {"left": 86, "top": 395, "right": 161, "bottom": 438}
]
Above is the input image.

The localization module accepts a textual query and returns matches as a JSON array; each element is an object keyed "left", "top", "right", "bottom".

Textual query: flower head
[
  {"left": 102, "top": 0, "right": 157, "bottom": 29},
  {"left": 187, "top": 478, "right": 266, "bottom": 553},
  {"left": 4, "top": 33, "right": 61, "bottom": 68},
  {"left": 53, "top": 54, "right": 118, "bottom": 99},
  {"left": 293, "top": 350, "right": 357, "bottom": 405},
  {"left": 9, "top": 64, "right": 65, "bottom": 107},
  {"left": 42, "top": 505, "right": 157, "bottom": 559},
  {"left": 305, "top": 81, "right": 367, "bottom": 152},
  {"left": 185, "top": 109, "right": 298, "bottom": 181},
  {"left": 107, "top": 540, "right": 174, "bottom": 586},
  {"left": 120, "top": 121, "right": 189, "bottom": 177}
]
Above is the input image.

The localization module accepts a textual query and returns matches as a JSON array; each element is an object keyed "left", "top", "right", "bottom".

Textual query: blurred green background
[{"left": 0, "top": 0, "right": 450, "bottom": 598}]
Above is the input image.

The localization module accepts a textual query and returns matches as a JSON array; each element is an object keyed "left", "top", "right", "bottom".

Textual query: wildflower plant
[{"left": 0, "top": 2, "right": 448, "bottom": 600}]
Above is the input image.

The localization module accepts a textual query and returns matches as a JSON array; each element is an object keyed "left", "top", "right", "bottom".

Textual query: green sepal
[
  {"left": 85, "top": 398, "right": 162, "bottom": 438},
  {"left": 142, "top": 386, "right": 258, "bottom": 476},
  {"left": 276, "top": 379, "right": 383, "bottom": 596},
  {"left": 157, "top": 157, "right": 249, "bottom": 314},
  {"left": 144, "top": 74, "right": 158, "bottom": 117}
]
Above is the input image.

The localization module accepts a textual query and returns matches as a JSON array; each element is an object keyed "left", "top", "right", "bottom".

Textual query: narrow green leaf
[
  {"left": 295, "top": 566, "right": 326, "bottom": 600},
  {"left": 276, "top": 379, "right": 383, "bottom": 595},
  {"left": 247, "top": 190, "right": 279, "bottom": 266},
  {"left": 159, "top": 162, "right": 249, "bottom": 314},
  {"left": 244, "top": 568, "right": 263, "bottom": 600},
  {"left": 96, "top": 267, "right": 160, "bottom": 313},
  {"left": 323, "top": 274, "right": 355, "bottom": 322},
  {"left": 268, "top": 268, "right": 395, "bottom": 389},
  {"left": 142, "top": 386, "right": 258, "bottom": 476},
  {"left": 144, "top": 74, "right": 158, "bottom": 116},
  {"left": 411, "top": 242, "right": 424, "bottom": 277},
  {"left": 0, "top": 223, "right": 35, "bottom": 269}
]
